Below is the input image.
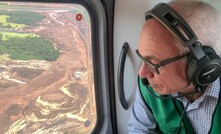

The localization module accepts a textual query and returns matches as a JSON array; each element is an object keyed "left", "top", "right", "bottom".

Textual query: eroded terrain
[{"left": 0, "top": 3, "right": 95, "bottom": 134}]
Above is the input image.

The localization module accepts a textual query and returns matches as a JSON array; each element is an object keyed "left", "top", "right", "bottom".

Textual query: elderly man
[{"left": 128, "top": 1, "right": 221, "bottom": 134}]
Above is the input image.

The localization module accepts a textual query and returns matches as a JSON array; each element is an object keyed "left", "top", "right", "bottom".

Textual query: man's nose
[{"left": 138, "top": 63, "right": 155, "bottom": 78}]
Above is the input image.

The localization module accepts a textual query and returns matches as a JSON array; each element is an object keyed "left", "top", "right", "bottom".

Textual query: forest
[{"left": 0, "top": 10, "right": 60, "bottom": 61}]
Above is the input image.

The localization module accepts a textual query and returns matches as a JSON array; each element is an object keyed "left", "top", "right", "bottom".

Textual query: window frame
[{"left": 0, "top": 0, "right": 114, "bottom": 133}]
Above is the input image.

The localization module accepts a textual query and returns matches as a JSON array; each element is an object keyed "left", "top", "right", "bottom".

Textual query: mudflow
[{"left": 0, "top": 8, "right": 95, "bottom": 134}]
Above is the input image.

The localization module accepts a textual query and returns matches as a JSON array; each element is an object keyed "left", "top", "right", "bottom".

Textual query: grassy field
[
  {"left": 0, "top": 32, "right": 38, "bottom": 41},
  {"left": 0, "top": 15, "right": 26, "bottom": 28}
]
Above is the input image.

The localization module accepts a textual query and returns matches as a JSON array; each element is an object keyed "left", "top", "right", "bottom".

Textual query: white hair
[{"left": 169, "top": 0, "right": 221, "bottom": 55}]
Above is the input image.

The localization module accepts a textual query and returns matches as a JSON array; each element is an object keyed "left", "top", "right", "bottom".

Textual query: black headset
[{"left": 145, "top": 3, "right": 221, "bottom": 92}]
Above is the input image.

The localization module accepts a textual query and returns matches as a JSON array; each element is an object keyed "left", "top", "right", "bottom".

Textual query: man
[{"left": 128, "top": 0, "right": 221, "bottom": 134}]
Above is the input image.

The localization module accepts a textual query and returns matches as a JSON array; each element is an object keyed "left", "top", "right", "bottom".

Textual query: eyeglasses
[{"left": 135, "top": 49, "right": 189, "bottom": 74}]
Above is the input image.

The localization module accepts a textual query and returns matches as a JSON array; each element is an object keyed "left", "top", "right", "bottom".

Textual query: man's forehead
[
  {"left": 139, "top": 19, "right": 174, "bottom": 47},
  {"left": 138, "top": 19, "right": 180, "bottom": 58},
  {"left": 142, "top": 19, "right": 168, "bottom": 34}
]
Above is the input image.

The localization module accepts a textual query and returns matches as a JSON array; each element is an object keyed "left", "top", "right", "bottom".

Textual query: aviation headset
[{"left": 145, "top": 3, "right": 221, "bottom": 92}]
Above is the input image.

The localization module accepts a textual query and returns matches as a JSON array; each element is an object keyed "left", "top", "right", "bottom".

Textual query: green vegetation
[
  {"left": 0, "top": 53, "right": 10, "bottom": 60},
  {"left": 0, "top": 15, "right": 26, "bottom": 28},
  {"left": 0, "top": 9, "right": 58, "bottom": 61},
  {"left": 1, "top": 32, "right": 38, "bottom": 41},
  {"left": 0, "top": 11, "right": 44, "bottom": 27},
  {"left": 0, "top": 32, "right": 60, "bottom": 61}
]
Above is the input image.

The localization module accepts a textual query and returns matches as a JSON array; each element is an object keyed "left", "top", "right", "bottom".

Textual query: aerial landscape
[{"left": 0, "top": 2, "right": 95, "bottom": 133}]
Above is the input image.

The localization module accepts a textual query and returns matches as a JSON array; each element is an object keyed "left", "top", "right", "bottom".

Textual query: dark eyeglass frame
[{"left": 135, "top": 49, "right": 189, "bottom": 74}]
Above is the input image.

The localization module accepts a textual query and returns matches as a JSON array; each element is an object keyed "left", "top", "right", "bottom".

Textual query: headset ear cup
[
  {"left": 203, "top": 46, "right": 221, "bottom": 60},
  {"left": 187, "top": 46, "right": 221, "bottom": 86},
  {"left": 198, "top": 46, "right": 221, "bottom": 85},
  {"left": 203, "top": 46, "right": 215, "bottom": 52}
]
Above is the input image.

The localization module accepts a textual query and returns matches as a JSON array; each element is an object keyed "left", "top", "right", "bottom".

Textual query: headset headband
[{"left": 145, "top": 3, "right": 206, "bottom": 60}]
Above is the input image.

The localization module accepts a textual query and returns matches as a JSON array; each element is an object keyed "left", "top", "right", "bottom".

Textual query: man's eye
[{"left": 143, "top": 56, "right": 159, "bottom": 64}]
